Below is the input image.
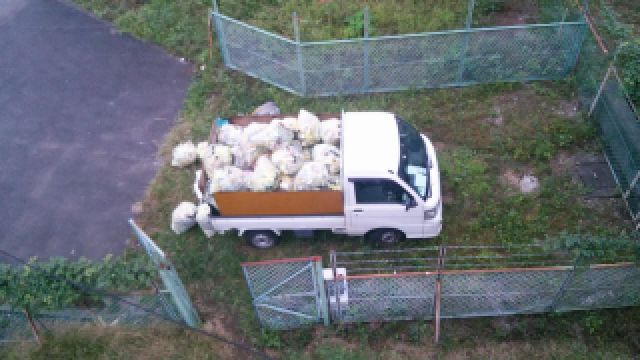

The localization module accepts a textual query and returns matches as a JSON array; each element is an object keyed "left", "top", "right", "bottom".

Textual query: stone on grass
[{"left": 519, "top": 175, "right": 540, "bottom": 194}]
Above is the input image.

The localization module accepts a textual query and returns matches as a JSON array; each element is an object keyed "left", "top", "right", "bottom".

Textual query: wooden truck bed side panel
[{"left": 213, "top": 190, "right": 343, "bottom": 216}]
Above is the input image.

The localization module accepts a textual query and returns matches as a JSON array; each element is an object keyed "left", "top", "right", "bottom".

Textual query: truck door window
[{"left": 354, "top": 179, "right": 410, "bottom": 204}]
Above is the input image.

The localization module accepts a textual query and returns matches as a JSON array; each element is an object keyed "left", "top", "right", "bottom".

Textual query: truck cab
[{"left": 341, "top": 112, "right": 441, "bottom": 245}]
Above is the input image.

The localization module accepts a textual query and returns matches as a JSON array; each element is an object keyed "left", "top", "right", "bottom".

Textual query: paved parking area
[{"left": 0, "top": 0, "right": 192, "bottom": 260}]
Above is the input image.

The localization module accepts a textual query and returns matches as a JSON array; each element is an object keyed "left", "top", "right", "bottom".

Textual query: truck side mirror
[{"left": 404, "top": 196, "right": 416, "bottom": 211}]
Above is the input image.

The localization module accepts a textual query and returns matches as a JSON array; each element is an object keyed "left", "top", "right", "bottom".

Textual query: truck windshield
[{"left": 397, "top": 117, "right": 430, "bottom": 200}]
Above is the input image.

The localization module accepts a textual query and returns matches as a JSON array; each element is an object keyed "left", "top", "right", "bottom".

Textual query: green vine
[
  {"left": 0, "top": 254, "right": 155, "bottom": 312},
  {"left": 545, "top": 232, "right": 640, "bottom": 265}
]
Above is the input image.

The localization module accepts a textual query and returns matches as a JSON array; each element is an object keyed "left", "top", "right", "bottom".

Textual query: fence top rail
[
  {"left": 334, "top": 246, "right": 440, "bottom": 256},
  {"left": 338, "top": 262, "right": 637, "bottom": 279},
  {"left": 212, "top": 12, "right": 297, "bottom": 45},
  {"left": 299, "top": 21, "right": 586, "bottom": 46},
  {"left": 241, "top": 256, "right": 321, "bottom": 267}
]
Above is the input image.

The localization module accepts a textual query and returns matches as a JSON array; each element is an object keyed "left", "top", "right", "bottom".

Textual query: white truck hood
[{"left": 342, "top": 112, "right": 400, "bottom": 178}]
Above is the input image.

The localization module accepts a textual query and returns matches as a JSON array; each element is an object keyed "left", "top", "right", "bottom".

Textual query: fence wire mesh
[
  {"left": 555, "top": 264, "right": 640, "bottom": 311},
  {"left": 335, "top": 275, "right": 436, "bottom": 323},
  {"left": 213, "top": 12, "right": 586, "bottom": 96},
  {"left": 439, "top": 269, "right": 570, "bottom": 318}
]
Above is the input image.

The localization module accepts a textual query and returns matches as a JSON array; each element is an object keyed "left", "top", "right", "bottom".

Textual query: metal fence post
[
  {"left": 457, "top": 0, "right": 475, "bottom": 84},
  {"left": 293, "top": 12, "right": 306, "bottom": 96},
  {"left": 433, "top": 246, "right": 446, "bottom": 344},
  {"left": 313, "top": 257, "right": 330, "bottom": 326},
  {"left": 362, "top": 6, "right": 370, "bottom": 93},
  {"left": 211, "top": 0, "right": 230, "bottom": 66},
  {"left": 330, "top": 250, "right": 340, "bottom": 324}
]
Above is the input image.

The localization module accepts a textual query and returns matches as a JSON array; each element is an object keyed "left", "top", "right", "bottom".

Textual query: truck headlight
[{"left": 424, "top": 200, "right": 440, "bottom": 220}]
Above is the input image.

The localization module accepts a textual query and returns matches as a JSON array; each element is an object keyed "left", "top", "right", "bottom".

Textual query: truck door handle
[{"left": 353, "top": 209, "right": 363, "bottom": 213}]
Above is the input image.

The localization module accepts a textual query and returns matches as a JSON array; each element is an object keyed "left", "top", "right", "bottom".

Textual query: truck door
[{"left": 346, "top": 179, "right": 424, "bottom": 238}]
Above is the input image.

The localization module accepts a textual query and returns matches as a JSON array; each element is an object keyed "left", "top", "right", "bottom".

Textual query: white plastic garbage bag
[
  {"left": 217, "top": 124, "right": 243, "bottom": 146},
  {"left": 171, "top": 201, "right": 197, "bottom": 234},
  {"left": 247, "top": 155, "right": 279, "bottom": 192},
  {"left": 320, "top": 118, "right": 341, "bottom": 145},
  {"left": 297, "top": 109, "right": 321, "bottom": 146},
  {"left": 272, "top": 117, "right": 298, "bottom": 132},
  {"left": 232, "top": 141, "right": 267, "bottom": 170},
  {"left": 328, "top": 175, "right": 342, "bottom": 191},
  {"left": 211, "top": 166, "right": 247, "bottom": 192},
  {"left": 279, "top": 176, "right": 294, "bottom": 191},
  {"left": 203, "top": 144, "right": 233, "bottom": 177},
  {"left": 171, "top": 141, "right": 197, "bottom": 167},
  {"left": 252, "top": 101, "right": 280, "bottom": 115},
  {"left": 242, "top": 122, "right": 269, "bottom": 144},
  {"left": 196, "top": 141, "right": 212, "bottom": 161},
  {"left": 294, "top": 161, "right": 330, "bottom": 191},
  {"left": 271, "top": 142, "right": 305, "bottom": 175},
  {"left": 312, "top": 143, "right": 341, "bottom": 175},
  {"left": 248, "top": 122, "right": 294, "bottom": 150},
  {"left": 195, "top": 203, "right": 215, "bottom": 237}
]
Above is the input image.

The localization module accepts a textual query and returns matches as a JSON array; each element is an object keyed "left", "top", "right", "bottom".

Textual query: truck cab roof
[{"left": 342, "top": 112, "right": 400, "bottom": 179}]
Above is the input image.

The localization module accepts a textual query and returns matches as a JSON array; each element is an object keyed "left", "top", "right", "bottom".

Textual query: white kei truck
[{"left": 195, "top": 111, "right": 442, "bottom": 248}]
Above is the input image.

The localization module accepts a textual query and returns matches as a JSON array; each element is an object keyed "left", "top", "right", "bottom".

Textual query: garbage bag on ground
[
  {"left": 252, "top": 101, "right": 280, "bottom": 115},
  {"left": 271, "top": 142, "right": 305, "bottom": 175},
  {"left": 248, "top": 122, "right": 294, "bottom": 151},
  {"left": 196, "top": 203, "right": 215, "bottom": 237},
  {"left": 196, "top": 141, "right": 212, "bottom": 161},
  {"left": 171, "top": 201, "right": 197, "bottom": 234},
  {"left": 247, "top": 155, "right": 279, "bottom": 192},
  {"left": 312, "top": 143, "right": 341, "bottom": 175},
  {"left": 203, "top": 144, "right": 233, "bottom": 177},
  {"left": 320, "top": 118, "right": 341, "bottom": 145},
  {"left": 171, "top": 141, "right": 197, "bottom": 167},
  {"left": 217, "top": 124, "right": 243, "bottom": 146},
  {"left": 211, "top": 166, "right": 247, "bottom": 192},
  {"left": 297, "top": 109, "right": 321, "bottom": 146},
  {"left": 294, "top": 161, "right": 330, "bottom": 191}
]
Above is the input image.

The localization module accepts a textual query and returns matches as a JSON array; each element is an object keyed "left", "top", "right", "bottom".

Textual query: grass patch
[{"left": 63, "top": 0, "right": 640, "bottom": 358}]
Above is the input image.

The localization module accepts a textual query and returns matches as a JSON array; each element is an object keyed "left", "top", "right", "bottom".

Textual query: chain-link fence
[
  {"left": 574, "top": 11, "right": 640, "bottom": 229},
  {"left": 242, "top": 246, "right": 639, "bottom": 331},
  {"left": 212, "top": 4, "right": 587, "bottom": 96}
]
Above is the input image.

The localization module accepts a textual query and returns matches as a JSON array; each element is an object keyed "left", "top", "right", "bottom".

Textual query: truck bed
[{"left": 202, "top": 112, "right": 344, "bottom": 217}]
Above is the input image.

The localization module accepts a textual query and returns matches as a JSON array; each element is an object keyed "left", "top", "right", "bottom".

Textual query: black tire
[
  {"left": 244, "top": 230, "right": 278, "bottom": 249},
  {"left": 368, "top": 229, "right": 404, "bottom": 247}
]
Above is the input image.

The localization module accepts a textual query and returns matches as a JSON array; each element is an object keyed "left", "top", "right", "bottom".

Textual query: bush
[{"left": 0, "top": 254, "right": 154, "bottom": 312}]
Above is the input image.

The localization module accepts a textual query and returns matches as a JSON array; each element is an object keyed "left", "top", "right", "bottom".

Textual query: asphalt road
[{"left": 0, "top": 0, "right": 192, "bottom": 260}]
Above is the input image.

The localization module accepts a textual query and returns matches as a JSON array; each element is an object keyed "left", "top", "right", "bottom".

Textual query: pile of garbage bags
[
  {"left": 190, "top": 109, "right": 342, "bottom": 194},
  {"left": 169, "top": 108, "right": 342, "bottom": 235}
]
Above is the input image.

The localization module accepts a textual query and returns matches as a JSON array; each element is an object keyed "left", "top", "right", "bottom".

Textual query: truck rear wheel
[
  {"left": 244, "top": 230, "right": 278, "bottom": 249},
  {"left": 368, "top": 229, "right": 404, "bottom": 247}
]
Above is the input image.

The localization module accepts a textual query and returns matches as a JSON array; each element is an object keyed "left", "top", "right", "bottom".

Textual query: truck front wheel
[
  {"left": 368, "top": 229, "right": 404, "bottom": 247},
  {"left": 244, "top": 230, "right": 278, "bottom": 249}
]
